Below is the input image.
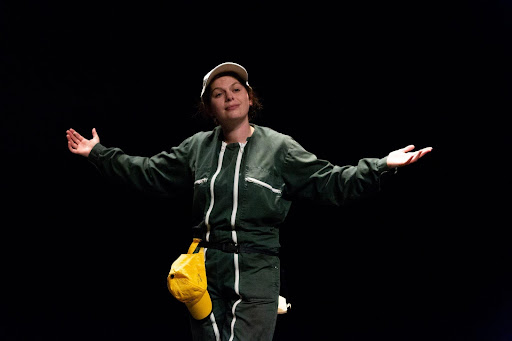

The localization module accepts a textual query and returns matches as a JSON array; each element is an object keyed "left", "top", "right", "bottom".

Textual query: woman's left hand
[{"left": 387, "top": 145, "right": 432, "bottom": 168}]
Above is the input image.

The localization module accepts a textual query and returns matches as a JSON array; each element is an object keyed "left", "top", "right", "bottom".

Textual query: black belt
[{"left": 198, "top": 241, "right": 279, "bottom": 257}]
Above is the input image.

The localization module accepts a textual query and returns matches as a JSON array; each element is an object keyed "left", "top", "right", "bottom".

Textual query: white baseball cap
[{"left": 200, "top": 62, "right": 249, "bottom": 97}]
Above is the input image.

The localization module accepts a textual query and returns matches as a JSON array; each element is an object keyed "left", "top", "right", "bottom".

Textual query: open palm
[
  {"left": 66, "top": 128, "right": 100, "bottom": 157},
  {"left": 387, "top": 145, "right": 432, "bottom": 168}
]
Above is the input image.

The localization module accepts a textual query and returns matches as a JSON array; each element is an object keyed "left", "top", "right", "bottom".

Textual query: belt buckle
[{"left": 223, "top": 242, "right": 240, "bottom": 253}]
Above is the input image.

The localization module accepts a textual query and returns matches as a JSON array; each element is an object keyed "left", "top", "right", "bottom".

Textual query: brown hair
[{"left": 197, "top": 71, "right": 263, "bottom": 123}]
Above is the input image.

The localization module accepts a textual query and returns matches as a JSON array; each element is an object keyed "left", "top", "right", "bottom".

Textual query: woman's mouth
[{"left": 225, "top": 104, "right": 240, "bottom": 111}]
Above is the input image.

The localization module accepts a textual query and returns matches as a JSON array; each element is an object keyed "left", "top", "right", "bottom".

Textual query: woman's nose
[{"left": 225, "top": 91, "right": 235, "bottom": 101}]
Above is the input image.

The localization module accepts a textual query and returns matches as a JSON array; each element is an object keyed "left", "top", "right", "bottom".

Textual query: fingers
[
  {"left": 409, "top": 151, "right": 422, "bottom": 164},
  {"left": 419, "top": 147, "right": 433, "bottom": 155},
  {"left": 69, "top": 128, "right": 84, "bottom": 142},
  {"left": 401, "top": 145, "right": 415, "bottom": 153},
  {"left": 388, "top": 144, "right": 433, "bottom": 168},
  {"left": 415, "top": 147, "right": 433, "bottom": 161},
  {"left": 402, "top": 153, "right": 417, "bottom": 166},
  {"left": 66, "top": 128, "right": 84, "bottom": 153},
  {"left": 407, "top": 147, "right": 433, "bottom": 165},
  {"left": 67, "top": 140, "right": 78, "bottom": 153},
  {"left": 66, "top": 129, "right": 79, "bottom": 145},
  {"left": 91, "top": 127, "right": 100, "bottom": 143}
]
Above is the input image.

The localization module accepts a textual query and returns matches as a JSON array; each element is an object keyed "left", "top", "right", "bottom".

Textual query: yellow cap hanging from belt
[{"left": 167, "top": 238, "right": 212, "bottom": 320}]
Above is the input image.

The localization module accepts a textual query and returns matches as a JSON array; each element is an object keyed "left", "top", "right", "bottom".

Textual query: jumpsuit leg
[
  {"left": 222, "top": 253, "right": 280, "bottom": 341},
  {"left": 190, "top": 251, "right": 280, "bottom": 341},
  {"left": 189, "top": 298, "right": 227, "bottom": 341},
  {"left": 190, "top": 249, "right": 228, "bottom": 341}
]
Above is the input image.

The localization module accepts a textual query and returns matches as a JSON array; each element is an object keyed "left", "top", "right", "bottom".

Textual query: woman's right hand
[{"left": 66, "top": 128, "right": 100, "bottom": 157}]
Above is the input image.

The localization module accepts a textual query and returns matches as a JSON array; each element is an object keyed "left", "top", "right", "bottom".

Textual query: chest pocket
[
  {"left": 245, "top": 176, "right": 282, "bottom": 194},
  {"left": 239, "top": 166, "right": 287, "bottom": 224},
  {"left": 192, "top": 167, "right": 211, "bottom": 216},
  {"left": 245, "top": 167, "right": 283, "bottom": 196}
]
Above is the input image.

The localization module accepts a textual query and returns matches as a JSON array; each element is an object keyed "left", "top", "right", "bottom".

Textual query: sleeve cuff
[
  {"left": 377, "top": 157, "right": 390, "bottom": 173},
  {"left": 88, "top": 143, "right": 106, "bottom": 163}
]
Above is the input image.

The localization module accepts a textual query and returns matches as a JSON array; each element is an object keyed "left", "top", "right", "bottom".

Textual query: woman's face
[{"left": 208, "top": 75, "right": 252, "bottom": 126}]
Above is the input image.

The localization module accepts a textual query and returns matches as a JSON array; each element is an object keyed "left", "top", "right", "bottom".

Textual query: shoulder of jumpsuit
[
  {"left": 274, "top": 131, "right": 321, "bottom": 167},
  {"left": 178, "top": 127, "right": 224, "bottom": 167},
  {"left": 246, "top": 125, "right": 297, "bottom": 160},
  {"left": 162, "top": 127, "right": 220, "bottom": 164},
  {"left": 179, "top": 128, "right": 222, "bottom": 150},
  {"left": 276, "top": 133, "right": 392, "bottom": 176},
  {"left": 247, "top": 125, "right": 295, "bottom": 150}
]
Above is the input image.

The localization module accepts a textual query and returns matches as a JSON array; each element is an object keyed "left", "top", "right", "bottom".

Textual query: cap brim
[
  {"left": 186, "top": 289, "right": 212, "bottom": 320},
  {"left": 201, "top": 62, "right": 248, "bottom": 97}
]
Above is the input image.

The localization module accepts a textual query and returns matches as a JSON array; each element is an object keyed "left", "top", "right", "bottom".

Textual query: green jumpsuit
[{"left": 88, "top": 124, "right": 390, "bottom": 341}]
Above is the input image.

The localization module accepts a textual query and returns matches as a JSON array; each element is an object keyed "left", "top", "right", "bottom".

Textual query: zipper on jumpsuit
[
  {"left": 202, "top": 141, "right": 246, "bottom": 341},
  {"left": 204, "top": 142, "right": 226, "bottom": 341},
  {"left": 228, "top": 142, "right": 246, "bottom": 341},
  {"left": 205, "top": 142, "right": 227, "bottom": 242}
]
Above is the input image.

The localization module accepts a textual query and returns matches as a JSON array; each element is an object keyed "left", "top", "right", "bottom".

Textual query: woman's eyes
[{"left": 212, "top": 87, "right": 241, "bottom": 98}]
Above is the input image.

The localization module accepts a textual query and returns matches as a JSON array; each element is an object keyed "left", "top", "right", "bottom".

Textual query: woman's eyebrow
[{"left": 211, "top": 82, "right": 242, "bottom": 92}]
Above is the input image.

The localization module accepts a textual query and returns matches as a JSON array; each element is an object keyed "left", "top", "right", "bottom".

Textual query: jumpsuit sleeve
[
  {"left": 281, "top": 138, "right": 391, "bottom": 206},
  {"left": 87, "top": 137, "right": 193, "bottom": 198}
]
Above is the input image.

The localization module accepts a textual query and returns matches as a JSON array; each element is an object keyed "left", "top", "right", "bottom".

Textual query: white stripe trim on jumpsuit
[
  {"left": 228, "top": 142, "right": 245, "bottom": 341},
  {"left": 205, "top": 142, "right": 227, "bottom": 242},
  {"left": 204, "top": 141, "right": 226, "bottom": 341}
]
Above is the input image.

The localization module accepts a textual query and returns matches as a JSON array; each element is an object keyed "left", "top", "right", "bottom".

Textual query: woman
[{"left": 66, "top": 62, "right": 432, "bottom": 341}]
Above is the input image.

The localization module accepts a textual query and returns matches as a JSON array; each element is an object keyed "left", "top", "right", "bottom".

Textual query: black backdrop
[{"left": 1, "top": 1, "right": 510, "bottom": 340}]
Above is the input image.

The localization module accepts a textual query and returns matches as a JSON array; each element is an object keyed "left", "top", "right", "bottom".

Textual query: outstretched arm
[
  {"left": 386, "top": 145, "right": 432, "bottom": 168},
  {"left": 66, "top": 127, "right": 194, "bottom": 197},
  {"left": 66, "top": 128, "right": 100, "bottom": 157}
]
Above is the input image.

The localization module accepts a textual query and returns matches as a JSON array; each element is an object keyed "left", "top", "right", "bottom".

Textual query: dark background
[{"left": 1, "top": 1, "right": 510, "bottom": 340}]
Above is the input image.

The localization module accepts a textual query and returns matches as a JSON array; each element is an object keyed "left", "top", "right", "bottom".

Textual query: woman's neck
[{"left": 221, "top": 121, "right": 254, "bottom": 144}]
